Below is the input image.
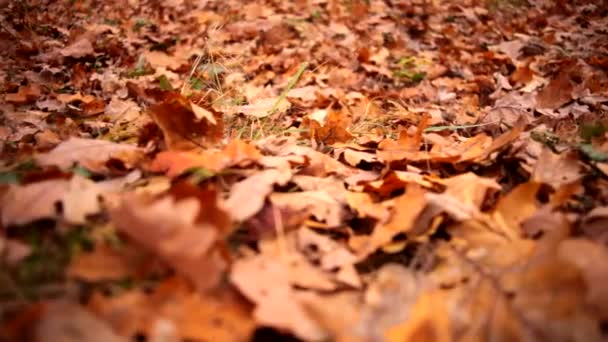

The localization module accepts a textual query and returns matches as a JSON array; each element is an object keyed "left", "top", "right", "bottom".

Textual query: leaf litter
[{"left": 1, "top": 0, "right": 608, "bottom": 341}]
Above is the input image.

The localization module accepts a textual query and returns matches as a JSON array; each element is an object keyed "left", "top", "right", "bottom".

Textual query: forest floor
[{"left": 1, "top": 0, "right": 608, "bottom": 341}]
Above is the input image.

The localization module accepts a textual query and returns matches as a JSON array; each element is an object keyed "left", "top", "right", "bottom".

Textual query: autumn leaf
[
  {"left": 35, "top": 137, "right": 143, "bottom": 172},
  {"left": 148, "top": 139, "right": 262, "bottom": 177},
  {"left": 108, "top": 193, "right": 227, "bottom": 291},
  {"left": 304, "top": 108, "right": 353, "bottom": 145},
  {"left": 147, "top": 93, "right": 223, "bottom": 150}
]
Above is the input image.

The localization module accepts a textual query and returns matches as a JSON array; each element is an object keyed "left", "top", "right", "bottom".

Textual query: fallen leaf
[
  {"left": 231, "top": 97, "right": 291, "bottom": 118},
  {"left": 304, "top": 108, "right": 353, "bottom": 144},
  {"left": 230, "top": 255, "right": 328, "bottom": 341},
  {"left": 558, "top": 239, "right": 608, "bottom": 319},
  {"left": 109, "top": 193, "right": 227, "bottom": 291},
  {"left": 536, "top": 63, "right": 577, "bottom": 109},
  {"left": 4, "top": 84, "right": 41, "bottom": 104},
  {"left": 190, "top": 101, "right": 217, "bottom": 124},
  {"left": 56, "top": 92, "right": 96, "bottom": 104},
  {"left": 297, "top": 227, "right": 361, "bottom": 288},
  {"left": 35, "top": 137, "right": 143, "bottom": 171},
  {"left": 62, "top": 176, "right": 102, "bottom": 224},
  {"left": 224, "top": 169, "right": 292, "bottom": 222},
  {"left": 385, "top": 290, "right": 451, "bottom": 342},
  {"left": 67, "top": 243, "right": 143, "bottom": 282},
  {"left": 147, "top": 93, "right": 223, "bottom": 150},
  {"left": 149, "top": 140, "right": 262, "bottom": 177},
  {"left": 60, "top": 37, "right": 95, "bottom": 58},
  {"left": 359, "top": 185, "right": 427, "bottom": 255},
  {"left": 493, "top": 181, "right": 542, "bottom": 239},
  {"left": 270, "top": 190, "right": 346, "bottom": 227},
  {"left": 89, "top": 277, "right": 255, "bottom": 341},
  {"left": 1, "top": 179, "right": 67, "bottom": 227},
  {"left": 532, "top": 148, "right": 582, "bottom": 189},
  {"left": 36, "top": 301, "right": 127, "bottom": 342},
  {"left": 345, "top": 191, "right": 390, "bottom": 221}
]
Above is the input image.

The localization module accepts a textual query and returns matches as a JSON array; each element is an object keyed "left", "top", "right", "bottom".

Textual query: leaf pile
[{"left": 2, "top": 0, "right": 608, "bottom": 341}]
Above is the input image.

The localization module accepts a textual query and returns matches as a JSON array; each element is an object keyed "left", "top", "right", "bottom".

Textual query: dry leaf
[
  {"left": 90, "top": 277, "right": 255, "bottom": 341},
  {"left": 230, "top": 255, "right": 327, "bottom": 341},
  {"left": 149, "top": 140, "right": 262, "bottom": 177},
  {"left": 385, "top": 290, "right": 451, "bottom": 342},
  {"left": 36, "top": 301, "right": 127, "bottom": 342},
  {"left": 109, "top": 194, "right": 226, "bottom": 291},
  {"left": 35, "top": 137, "right": 143, "bottom": 171},
  {"left": 532, "top": 149, "right": 582, "bottom": 189},
  {"left": 60, "top": 38, "right": 95, "bottom": 58},
  {"left": 147, "top": 93, "right": 223, "bottom": 150},
  {"left": 493, "top": 182, "right": 541, "bottom": 238},
  {"left": 270, "top": 190, "right": 346, "bottom": 227},
  {"left": 304, "top": 109, "right": 353, "bottom": 145},
  {"left": 4, "top": 84, "right": 41, "bottom": 104},
  {"left": 359, "top": 185, "right": 427, "bottom": 255},
  {"left": 224, "top": 168, "right": 292, "bottom": 222},
  {"left": 62, "top": 176, "right": 102, "bottom": 224},
  {"left": 67, "top": 243, "right": 143, "bottom": 282},
  {"left": 559, "top": 239, "right": 608, "bottom": 319},
  {"left": 1, "top": 179, "right": 67, "bottom": 227}
]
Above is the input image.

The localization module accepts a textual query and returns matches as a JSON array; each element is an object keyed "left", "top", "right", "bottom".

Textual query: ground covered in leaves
[{"left": 1, "top": 0, "right": 608, "bottom": 341}]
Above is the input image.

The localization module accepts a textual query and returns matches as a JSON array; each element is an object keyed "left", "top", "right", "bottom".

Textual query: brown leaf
[
  {"left": 559, "top": 239, "right": 608, "bottom": 319},
  {"left": 108, "top": 193, "right": 227, "bottom": 291},
  {"left": 56, "top": 92, "right": 96, "bottom": 104},
  {"left": 60, "top": 37, "right": 95, "bottom": 58},
  {"left": 1, "top": 176, "right": 102, "bottom": 226},
  {"left": 35, "top": 137, "right": 143, "bottom": 171},
  {"left": 147, "top": 93, "right": 223, "bottom": 150},
  {"left": 149, "top": 140, "right": 262, "bottom": 177},
  {"left": 532, "top": 148, "right": 582, "bottom": 189},
  {"left": 1, "top": 180, "right": 66, "bottom": 227},
  {"left": 270, "top": 190, "right": 346, "bottom": 227},
  {"left": 67, "top": 243, "right": 143, "bottom": 282},
  {"left": 36, "top": 301, "right": 127, "bottom": 342},
  {"left": 230, "top": 255, "right": 328, "bottom": 341},
  {"left": 81, "top": 98, "right": 106, "bottom": 116},
  {"left": 510, "top": 64, "right": 535, "bottom": 86},
  {"left": 357, "top": 185, "right": 427, "bottom": 255},
  {"left": 89, "top": 277, "right": 255, "bottom": 341},
  {"left": 304, "top": 109, "right": 353, "bottom": 145},
  {"left": 297, "top": 227, "right": 361, "bottom": 288},
  {"left": 385, "top": 290, "right": 451, "bottom": 342},
  {"left": 225, "top": 169, "right": 292, "bottom": 222},
  {"left": 493, "top": 182, "right": 541, "bottom": 238},
  {"left": 61, "top": 175, "right": 103, "bottom": 224},
  {"left": 4, "top": 84, "right": 41, "bottom": 104},
  {"left": 580, "top": 207, "right": 608, "bottom": 243},
  {"left": 536, "top": 66, "right": 575, "bottom": 109}
]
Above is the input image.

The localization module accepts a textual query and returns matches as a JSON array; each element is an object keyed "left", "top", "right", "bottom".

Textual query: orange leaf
[
  {"left": 148, "top": 140, "right": 262, "bottom": 177},
  {"left": 147, "top": 93, "right": 223, "bottom": 150}
]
